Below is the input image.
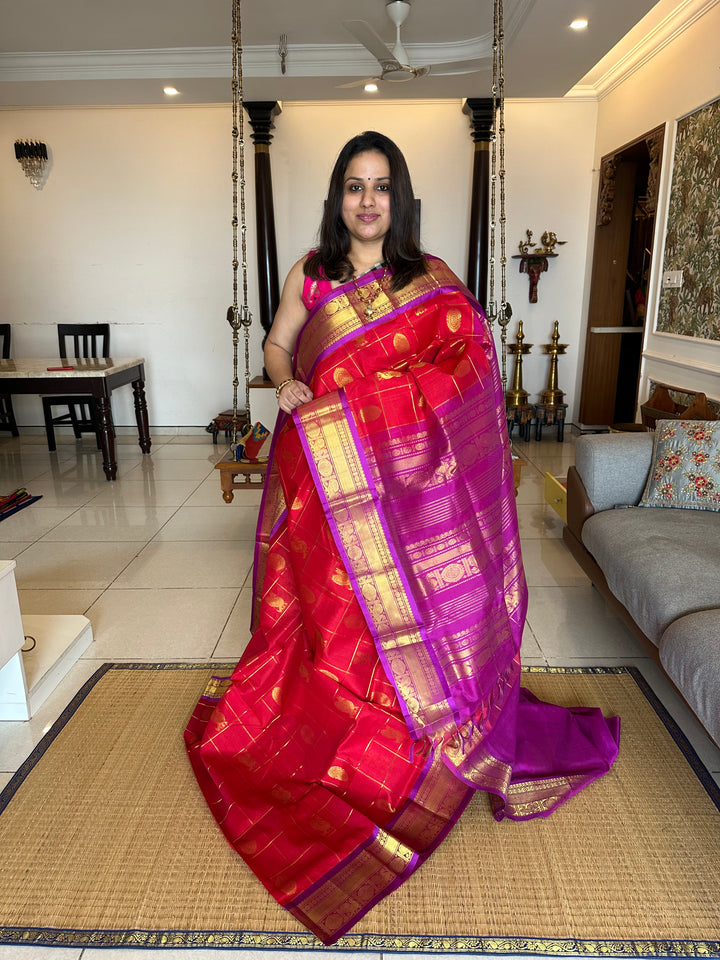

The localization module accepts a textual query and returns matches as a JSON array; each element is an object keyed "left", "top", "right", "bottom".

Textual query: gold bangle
[{"left": 275, "top": 377, "right": 295, "bottom": 400}]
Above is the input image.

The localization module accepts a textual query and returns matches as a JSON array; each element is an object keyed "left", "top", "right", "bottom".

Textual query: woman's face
[{"left": 340, "top": 150, "right": 391, "bottom": 247}]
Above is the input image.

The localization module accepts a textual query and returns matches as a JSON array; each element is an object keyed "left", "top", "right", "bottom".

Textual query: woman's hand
[{"left": 277, "top": 378, "right": 314, "bottom": 414}]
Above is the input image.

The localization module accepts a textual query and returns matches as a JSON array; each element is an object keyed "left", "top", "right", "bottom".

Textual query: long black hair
[{"left": 304, "top": 131, "right": 426, "bottom": 293}]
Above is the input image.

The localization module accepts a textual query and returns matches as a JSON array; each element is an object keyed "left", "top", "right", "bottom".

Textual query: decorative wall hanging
[
  {"left": 656, "top": 96, "right": 720, "bottom": 341},
  {"left": 513, "top": 230, "right": 566, "bottom": 303},
  {"left": 644, "top": 128, "right": 664, "bottom": 217},
  {"left": 597, "top": 157, "right": 618, "bottom": 226}
]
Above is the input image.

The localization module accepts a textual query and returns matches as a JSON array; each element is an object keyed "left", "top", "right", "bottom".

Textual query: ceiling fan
[{"left": 341, "top": 0, "right": 482, "bottom": 86}]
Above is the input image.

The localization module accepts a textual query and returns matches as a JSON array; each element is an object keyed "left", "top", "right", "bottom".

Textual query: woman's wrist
[{"left": 275, "top": 377, "right": 296, "bottom": 400}]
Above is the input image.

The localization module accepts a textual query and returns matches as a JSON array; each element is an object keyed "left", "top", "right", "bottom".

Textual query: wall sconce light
[
  {"left": 512, "top": 229, "right": 566, "bottom": 302},
  {"left": 14, "top": 139, "right": 49, "bottom": 189}
]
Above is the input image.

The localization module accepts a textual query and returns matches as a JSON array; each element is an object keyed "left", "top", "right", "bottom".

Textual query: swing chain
[
  {"left": 489, "top": 0, "right": 512, "bottom": 390},
  {"left": 230, "top": 0, "right": 252, "bottom": 444}
]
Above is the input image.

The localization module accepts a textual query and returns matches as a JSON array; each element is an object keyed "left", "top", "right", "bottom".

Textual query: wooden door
[
  {"left": 579, "top": 160, "right": 637, "bottom": 425},
  {"left": 578, "top": 127, "right": 664, "bottom": 427}
]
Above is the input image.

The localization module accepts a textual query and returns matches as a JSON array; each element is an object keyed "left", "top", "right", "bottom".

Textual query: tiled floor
[{"left": 0, "top": 426, "right": 719, "bottom": 960}]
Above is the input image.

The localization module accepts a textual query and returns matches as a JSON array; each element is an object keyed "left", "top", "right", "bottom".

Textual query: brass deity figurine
[{"left": 513, "top": 229, "right": 566, "bottom": 303}]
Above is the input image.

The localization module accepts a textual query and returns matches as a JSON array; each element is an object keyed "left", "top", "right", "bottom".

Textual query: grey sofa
[{"left": 562, "top": 431, "right": 720, "bottom": 746}]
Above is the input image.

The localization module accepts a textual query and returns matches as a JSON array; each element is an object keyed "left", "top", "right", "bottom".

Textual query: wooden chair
[
  {"left": 42, "top": 323, "right": 110, "bottom": 451},
  {"left": 0, "top": 324, "right": 20, "bottom": 437}
]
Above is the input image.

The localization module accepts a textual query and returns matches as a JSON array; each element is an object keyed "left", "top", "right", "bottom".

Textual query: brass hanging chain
[
  {"left": 230, "top": 0, "right": 252, "bottom": 443},
  {"left": 489, "top": 0, "right": 512, "bottom": 390},
  {"left": 488, "top": 10, "right": 498, "bottom": 330}
]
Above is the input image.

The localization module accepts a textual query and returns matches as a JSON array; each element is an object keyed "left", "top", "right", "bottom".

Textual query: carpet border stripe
[{"left": 0, "top": 926, "right": 718, "bottom": 956}]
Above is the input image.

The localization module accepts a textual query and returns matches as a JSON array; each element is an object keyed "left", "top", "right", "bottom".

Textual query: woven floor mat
[{"left": 0, "top": 663, "right": 718, "bottom": 954}]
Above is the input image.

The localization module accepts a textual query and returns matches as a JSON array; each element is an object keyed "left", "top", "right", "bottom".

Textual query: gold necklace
[{"left": 352, "top": 266, "right": 389, "bottom": 320}]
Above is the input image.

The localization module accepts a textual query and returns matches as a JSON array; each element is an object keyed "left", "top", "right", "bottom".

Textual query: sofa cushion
[
  {"left": 640, "top": 420, "right": 720, "bottom": 511},
  {"left": 581, "top": 507, "right": 720, "bottom": 645},
  {"left": 576, "top": 432, "right": 654, "bottom": 512},
  {"left": 659, "top": 610, "right": 720, "bottom": 746}
]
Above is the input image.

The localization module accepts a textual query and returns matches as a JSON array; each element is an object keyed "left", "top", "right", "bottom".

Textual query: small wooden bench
[{"left": 214, "top": 452, "right": 267, "bottom": 502}]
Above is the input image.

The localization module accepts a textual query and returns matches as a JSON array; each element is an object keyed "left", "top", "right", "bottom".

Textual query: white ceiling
[{"left": 0, "top": 0, "right": 664, "bottom": 107}]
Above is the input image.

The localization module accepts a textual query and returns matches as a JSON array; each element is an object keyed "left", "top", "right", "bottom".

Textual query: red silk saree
[{"left": 185, "top": 257, "right": 620, "bottom": 944}]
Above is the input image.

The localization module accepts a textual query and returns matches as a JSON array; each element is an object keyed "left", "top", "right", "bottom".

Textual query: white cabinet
[{"left": 0, "top": 559, "right": 93, "bottom": 721}]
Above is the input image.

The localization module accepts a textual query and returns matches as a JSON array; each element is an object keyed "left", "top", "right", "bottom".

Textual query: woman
[{"left": 185, "top": 132, "right": 620, "bottom": 945}]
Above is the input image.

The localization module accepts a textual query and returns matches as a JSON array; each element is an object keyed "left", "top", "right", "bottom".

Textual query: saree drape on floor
[{"left": 185, "top": 257, "right": 620, "bottom": 945}]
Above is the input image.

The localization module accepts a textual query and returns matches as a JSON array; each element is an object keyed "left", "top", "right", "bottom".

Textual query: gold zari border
[
  {"left": 289, "top": 827, "right": 415, "bottom": 940},
  {"left": 296, "top": 261, "right": 448, "bottom": 380},
  {"left": 296, "top": 396, "right": 451, "bottom": 733}
]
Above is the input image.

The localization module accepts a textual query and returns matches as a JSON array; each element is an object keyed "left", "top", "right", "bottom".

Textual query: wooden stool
[
  {"left": 214, "top": 451, "right": 266, "bottom": 502},
  {"left": 534, "top": 402, "right": 568, "bottom": 441},
  {"left": 207, "top": 409, "right": 249, "bottom": 445},
  {"left": 506, "top": 403, "right": 534, "bottom": 441}
]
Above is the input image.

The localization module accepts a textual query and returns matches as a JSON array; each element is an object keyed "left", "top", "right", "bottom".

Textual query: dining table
[{"left": 0, "top": 356, "right": 151, "bottom": 481}]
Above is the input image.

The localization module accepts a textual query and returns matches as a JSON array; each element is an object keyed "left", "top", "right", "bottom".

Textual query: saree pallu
[{"left": 185, "top": 257, "right": 620, "bottom": 944}]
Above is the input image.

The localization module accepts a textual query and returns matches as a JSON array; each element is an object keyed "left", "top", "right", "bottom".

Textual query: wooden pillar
[
  {"left": 245, "top": 101, "right": 282, "bottom": 357},
  {"left": 462, "top": 98, "right": 494, "bottom": 307}
]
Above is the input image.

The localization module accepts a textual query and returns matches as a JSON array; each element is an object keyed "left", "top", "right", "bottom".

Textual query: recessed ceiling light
[
  {"left": 570, "top": 18, "right": 588, "bottom": 30},
  {"left": 163, "top": 86, "right": 180, "bottom": 96},
  {"left": 364, "top": 82, "right": 379, "bottom": 93}
]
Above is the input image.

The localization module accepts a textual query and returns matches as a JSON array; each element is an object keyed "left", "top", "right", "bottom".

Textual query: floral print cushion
[{"left": 640, "top": 420, "right": 720, "bottom": 511}]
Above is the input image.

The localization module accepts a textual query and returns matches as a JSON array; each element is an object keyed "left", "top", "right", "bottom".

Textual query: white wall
[
  {"left": 1, "top": 96, "right": 600, "bottom": 428},
  {"left": 265, "top": 98, "right": 599, "bottom": 422},
  {"left": 0, "top": 105, "right": 247, "bottom": 429},
  {"left": 500, "top": 98, "right": 598, "bottom": 417},
  {"left": 592, "top": 1, "right": 720, "bottom": 409},
  {"left": 269, "top": 101, "right": 471, "bottom": 280}
]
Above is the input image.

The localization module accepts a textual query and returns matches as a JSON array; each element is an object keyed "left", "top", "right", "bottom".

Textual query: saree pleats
[{"left": 185, "top": 257, "right": 620, "bottom": 944}]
